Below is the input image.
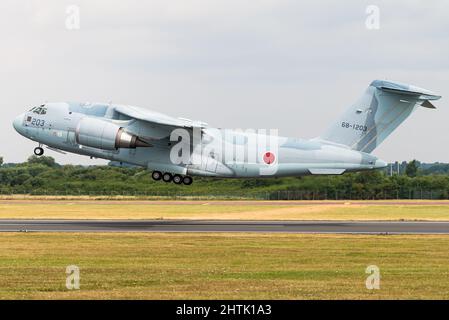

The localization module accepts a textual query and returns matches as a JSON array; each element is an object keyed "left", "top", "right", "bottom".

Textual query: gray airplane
[{"left": 13, "top": 80, "right": 441, "bottom": 185}]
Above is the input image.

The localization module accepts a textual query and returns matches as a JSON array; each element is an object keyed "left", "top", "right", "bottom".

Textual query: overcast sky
[{"left": 1, "top": 0, "right": 448, "bottom": 165}]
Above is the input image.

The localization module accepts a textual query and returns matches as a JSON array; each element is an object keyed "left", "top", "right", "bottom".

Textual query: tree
[
  {"left": 405, "top": 160, "right": 419, "bottom": 177},
  {"left": 27, "top": 156, "right": 58, "bottom": 167},
  {"left": 0, "top": 156, "right": 3, "bottom": 167}
]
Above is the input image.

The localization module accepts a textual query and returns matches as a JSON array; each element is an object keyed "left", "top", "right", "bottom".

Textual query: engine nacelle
[{"left": 75, "top": 117, "right": 150, "bottom": 150}]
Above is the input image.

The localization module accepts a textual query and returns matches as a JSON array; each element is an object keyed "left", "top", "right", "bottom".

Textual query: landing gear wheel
[
  {"left": 162, "top": 172, "right": 173, "bottom": 182},
  {"left": 173, "top": 174, "right": 183, "bottom": 184},
  {"left": 34, "top": 147, "right": 44, "bottom": 156},
  {"left": 152, "top": 171, "right": 162, "bottom": 181},
  {"left": 182, "top": 176, "right": 193, "bottom": 185}
]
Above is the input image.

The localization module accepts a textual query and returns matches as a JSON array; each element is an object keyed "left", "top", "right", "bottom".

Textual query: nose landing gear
[
  {"left": 151, "top": 171, "right": 193, "bottom": 185},
  {"left": 34, "top": 145, "right": 44, "bottom": 156}
]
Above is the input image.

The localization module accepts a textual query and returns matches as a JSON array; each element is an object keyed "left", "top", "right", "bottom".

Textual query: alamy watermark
[
  {"left": 365, "top": 265, "right": 380, "bottom": 290},
  {"left": 169, "top": 128, "right": 280, "bottom": 176},
  {"left": 66, "top": 265, "right": 80, "bottom": 290},
  {"left": 365, "top": 5, "right": 380, "bottom": 30},
  {"left": 65, "top": 5, "right": 80, "bottom": 30}
]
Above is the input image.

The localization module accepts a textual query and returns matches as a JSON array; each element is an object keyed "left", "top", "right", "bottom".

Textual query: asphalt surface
[{"left": 1, "top": 219, "right": 449, "bottom": 234}]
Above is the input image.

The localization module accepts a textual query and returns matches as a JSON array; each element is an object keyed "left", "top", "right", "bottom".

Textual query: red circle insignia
[{"left": 263, "top": 152, "right": 275, "bottom": 164}]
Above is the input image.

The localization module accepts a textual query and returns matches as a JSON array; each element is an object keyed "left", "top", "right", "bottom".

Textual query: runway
[{"left": 1, "top": 219, "right": 449, "bottom": 234}]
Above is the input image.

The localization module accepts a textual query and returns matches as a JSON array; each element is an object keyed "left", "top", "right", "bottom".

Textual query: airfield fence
[{"left": 1, "top": 189, "right": 448, "bottom": 200}]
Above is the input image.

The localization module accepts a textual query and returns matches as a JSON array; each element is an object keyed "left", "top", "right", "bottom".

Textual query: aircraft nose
[{"left": 13, "top": 114, "right": 24, "bottom": 132}]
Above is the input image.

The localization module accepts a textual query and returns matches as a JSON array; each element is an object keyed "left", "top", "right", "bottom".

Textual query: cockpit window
[{"left": 31, "top": 106, "right": 47, "bottom": 115}]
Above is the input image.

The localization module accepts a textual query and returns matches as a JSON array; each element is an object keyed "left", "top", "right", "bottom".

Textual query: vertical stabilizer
[{"left": 319, "top": 80, "right": 441, "bottom": 153}]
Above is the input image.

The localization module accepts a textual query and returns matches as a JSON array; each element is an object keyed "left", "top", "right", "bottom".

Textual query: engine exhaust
[{"left": 115, "top": 128, "right": 152, "bottom": 149}]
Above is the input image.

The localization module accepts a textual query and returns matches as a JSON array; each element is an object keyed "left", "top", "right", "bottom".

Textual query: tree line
[{"left": 0, "top": 156, "right": 449, "bottom": 199}]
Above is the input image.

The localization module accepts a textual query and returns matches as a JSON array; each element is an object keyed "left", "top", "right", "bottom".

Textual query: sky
[{"left": 1, "top": 0, "right": 448, "bottom": 165}]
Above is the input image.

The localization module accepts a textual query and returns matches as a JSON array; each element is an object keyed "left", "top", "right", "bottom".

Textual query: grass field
[
  {"left": 0, "top": 232, "right": 448, "bottom": 299},
  {"left": 0, "top": 200, "right": 449, "bottom": 220}
]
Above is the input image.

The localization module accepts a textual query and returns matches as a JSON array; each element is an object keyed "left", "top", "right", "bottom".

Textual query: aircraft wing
[{"left": 114, "top": 104, "right": 208, "bottom": 129}]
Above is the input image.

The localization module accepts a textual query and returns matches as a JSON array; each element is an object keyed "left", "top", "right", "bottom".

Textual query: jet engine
[{"left": 75, "top": 117, "right": 150, "bottom": 150}]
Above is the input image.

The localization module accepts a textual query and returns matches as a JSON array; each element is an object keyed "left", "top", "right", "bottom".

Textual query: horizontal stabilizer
[
  {"left": 373, "top": 79, "right": 441, "bottom": 101},
  {"left": 309, "top": 169, "right": 346, "bottom": 175}
]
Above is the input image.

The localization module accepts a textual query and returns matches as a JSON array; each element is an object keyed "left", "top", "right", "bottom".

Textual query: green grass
[
  {"left": 0, "top": 233, "right": 449, "bottom": 299},
  {"left": 0, "top": 201, "right": 448, "bottom": 220}
]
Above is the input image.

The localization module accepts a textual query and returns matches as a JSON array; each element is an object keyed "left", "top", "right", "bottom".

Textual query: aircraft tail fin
[{"left": 318, "top": 80, "right": 441, "bottom": 153}]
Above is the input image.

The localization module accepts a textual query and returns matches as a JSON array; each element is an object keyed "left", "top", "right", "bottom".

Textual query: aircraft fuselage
[{"left": 13, "top": 102, "right": 386, "bottom": 182}]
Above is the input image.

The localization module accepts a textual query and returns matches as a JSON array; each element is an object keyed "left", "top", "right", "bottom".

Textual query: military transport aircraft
[{"left": 13, "top": 80, "right": 441, "bottom": 185}]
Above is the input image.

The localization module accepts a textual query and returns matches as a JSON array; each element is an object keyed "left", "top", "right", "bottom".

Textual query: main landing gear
[
  {"left": 34, "top": 145, "right": 44, "bottom": 156},
  {"left": 151, "top": 171, "right": 193, "bottom": 185}
]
